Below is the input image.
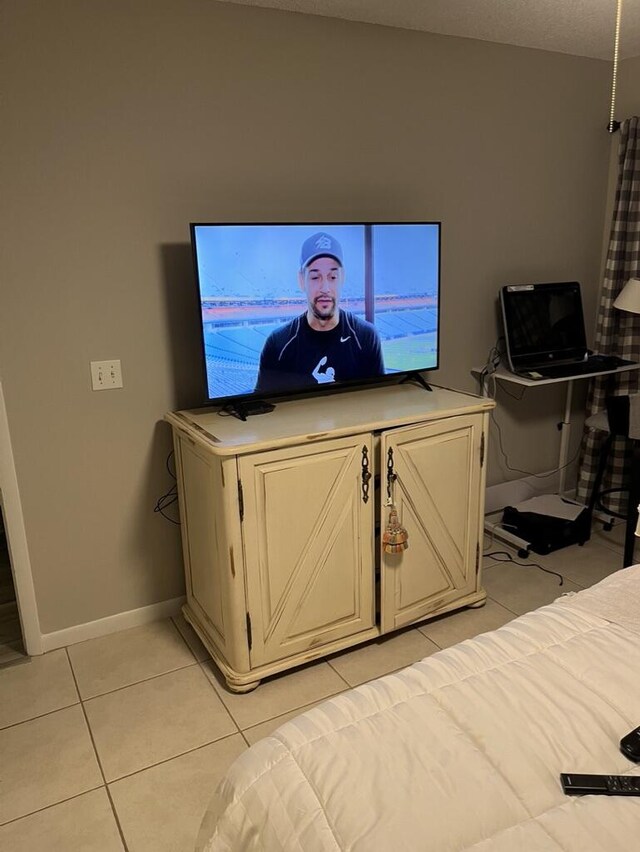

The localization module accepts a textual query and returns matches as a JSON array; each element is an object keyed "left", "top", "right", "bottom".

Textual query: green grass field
[{"left": 382, "top": 333, "right": 438, "bottom": 372}]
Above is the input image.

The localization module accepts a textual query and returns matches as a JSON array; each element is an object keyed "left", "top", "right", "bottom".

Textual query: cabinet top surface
[{"left": 167, "top": 383, "right": 493, "bottom": 455}]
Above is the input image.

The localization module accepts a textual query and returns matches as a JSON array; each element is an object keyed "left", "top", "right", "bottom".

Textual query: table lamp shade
[{"left": 613, "top": 278, "right": 640, "bottom": 314}]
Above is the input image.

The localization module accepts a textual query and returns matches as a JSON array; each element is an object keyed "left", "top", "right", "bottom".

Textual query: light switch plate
[{"left": 90, "top": 360, "right": 123, "bottom": 390}]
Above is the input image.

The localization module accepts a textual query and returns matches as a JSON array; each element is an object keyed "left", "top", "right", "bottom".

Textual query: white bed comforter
[{"left": 199, "top": 567, "right": 640, "bottom": 851}]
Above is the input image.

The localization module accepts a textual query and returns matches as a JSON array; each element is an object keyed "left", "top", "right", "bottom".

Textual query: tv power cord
[
  {"left": 484, "top": 549, "right": 564, "bottom": 585},
  {"left": 154, "top": 451, "right": 180, "bottom": 525}
]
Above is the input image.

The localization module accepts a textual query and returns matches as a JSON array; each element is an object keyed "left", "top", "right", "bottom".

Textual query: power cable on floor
[{"left": 484, "top": 549, "right": 564, "bottom": 586}]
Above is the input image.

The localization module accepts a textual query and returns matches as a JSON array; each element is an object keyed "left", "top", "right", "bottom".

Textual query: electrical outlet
[{"left": 90, "top": 360, "right": 123, "bottom": 390}]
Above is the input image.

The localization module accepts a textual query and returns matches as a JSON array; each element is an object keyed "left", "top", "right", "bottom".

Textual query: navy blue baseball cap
[{"left": 300, "top": 232, "right": 343, "bottom": 270}]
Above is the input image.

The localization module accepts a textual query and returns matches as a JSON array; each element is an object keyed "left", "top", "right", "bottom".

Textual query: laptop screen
[{"left": 500, "top": 282, "right": 588, "bottom": 371}]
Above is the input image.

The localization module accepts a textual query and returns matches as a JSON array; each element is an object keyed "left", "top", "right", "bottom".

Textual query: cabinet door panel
[
  {"left": 381, "top": 414, "right": 482, "bottom": 632},
  {"left": 240, "top": 436, "right": 375, "bottom": 666}
]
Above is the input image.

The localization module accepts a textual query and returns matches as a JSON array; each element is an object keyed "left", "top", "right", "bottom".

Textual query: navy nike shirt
[{"left": 255, "top": 310, "right": 385, "bottom": 394}]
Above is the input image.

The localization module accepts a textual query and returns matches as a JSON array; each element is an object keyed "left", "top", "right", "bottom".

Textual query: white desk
[
  {"left": 485, "top": 363, "right": 640, "bottom": 493},
  {"left": 473, "top": 362, "right": 640, "bottom": 555}
]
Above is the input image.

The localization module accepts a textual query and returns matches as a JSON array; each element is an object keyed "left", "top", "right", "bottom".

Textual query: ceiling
[{"left": 218, "top": 0, "right": 640, "bottom": 60}]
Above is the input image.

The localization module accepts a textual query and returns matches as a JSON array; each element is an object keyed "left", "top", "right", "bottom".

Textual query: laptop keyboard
[{"left": 520, "top": 355, "right": 635, "bottom": 380}]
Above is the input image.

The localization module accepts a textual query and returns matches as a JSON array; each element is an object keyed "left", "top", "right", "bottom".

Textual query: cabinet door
[
  {"left": 380, "top": 414, "right": 483, "bottom": 632},
  {"left": 239, "top": 435, "right": 375, "bottom": 667}
]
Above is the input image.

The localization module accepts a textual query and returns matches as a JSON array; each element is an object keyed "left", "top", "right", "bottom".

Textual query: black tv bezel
[{"left": 189, "top": 220, "right": 442, "bottom": 408}]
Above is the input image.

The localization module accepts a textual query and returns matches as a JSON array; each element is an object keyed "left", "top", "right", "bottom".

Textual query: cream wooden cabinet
[{"left": 166, "top": 383, "right": 494, "bottom": 692}]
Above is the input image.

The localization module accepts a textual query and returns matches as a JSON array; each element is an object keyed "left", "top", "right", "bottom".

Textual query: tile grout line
[
  {"left": 325, "top": 658, "right": 354, "bottom": 689},
  {"left": 199, "top": 657, "right": 352, "bottom": 736},
  {"left": 1, "top": 633, "right": 206, "bottom": 729},
  {"left": 64, "top": 646, "right": 130, "bottom": 852},
  {"left": 484, "top": 594, "right": 522, "bottom": 618},
  {"left": 0, "top": 698, "right": 80, "bottom": 732},
  {"left": 0, "top": 785, "right": 106, "bottom": 830},
  {"left": 62, "top": 637, "right": 249, "bottom": 792},
  {"left": 197, "top": 661, "right": 245, "bottom": 737},
  {"left": 64, "top": 641, "right": 243, "bottom": 788},
  {"left": 169, "top": 614, "right": 209, "bottom": 662},
  {"left": 415, "top": 629, "right": 446, "bottom": 651},
  {"left": 325, "top": 635, "right": 442, "bottom": 688},
  {"left": 79, "top": 659, "right": 202, "bottom": 702},
  {"left": 242, "top": 695, "right": 348, "bottom": 739},
  {"left": 64, "top": 616, "right": 206, "bottom": 703},
  {"left": 106, "top": 731, "right": 246, "bottom": 785}
]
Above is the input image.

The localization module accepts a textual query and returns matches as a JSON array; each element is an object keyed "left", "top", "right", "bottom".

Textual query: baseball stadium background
[{"left": 191, "top": 223, "right": 440, "bottom": 400}]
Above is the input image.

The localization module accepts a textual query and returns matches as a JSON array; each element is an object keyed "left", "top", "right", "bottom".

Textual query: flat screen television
[{"left": 190, "top": 222, "right": 440, "bottom": 410}]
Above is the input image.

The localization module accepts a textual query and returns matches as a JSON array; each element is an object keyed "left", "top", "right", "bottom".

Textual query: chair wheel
[
  {"left": 517, "top": 548, "right": 529, "bottom": 559},
  {"left": 603, "top": 522, "right": 613, "bottom": 532}
]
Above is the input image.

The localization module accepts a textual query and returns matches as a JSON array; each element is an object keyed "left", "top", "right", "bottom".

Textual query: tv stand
[
  {"left": 221, "top": 399, "right": 275, "bottom": 421},
  {"left": 166, "top": 384, "right": 493, "bottom": 691},
  {"left": 400, "top": 372, "right": 432, "bottom": 392}
]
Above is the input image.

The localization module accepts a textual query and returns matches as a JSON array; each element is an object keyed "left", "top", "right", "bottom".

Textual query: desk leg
[{"left": 558, "top": 381, "right": 574, "bottom": 494}]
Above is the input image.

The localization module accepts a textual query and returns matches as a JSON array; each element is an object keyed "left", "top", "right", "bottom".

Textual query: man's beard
[{"left": 311, "top": 297, "right": 336, "bottom": 320}]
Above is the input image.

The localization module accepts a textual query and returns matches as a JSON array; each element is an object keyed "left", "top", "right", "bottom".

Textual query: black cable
[
  {"left": 488, "top": 336, "right": 505, "bottom": 366},
  {"left": 478, "top": 337, "right": 506, "bottom": 397},
  {"left": 166, "top": 450, "right": 176, "bottom": 480},
  {"left": 154, "top": 452, "right": 180, "bottom": 524},
  {"left": 480, "top": 335, "right": 583, "bottom": 479},
  {"left": 497, "top": 381, "right": 527, "bottom": 401},
  {"left": 484, "top": 549, "right": 564, "bottom": 585},
  {"left": 154, "top": 488, "right": 180, "bottom": 525},
  {"left": 489, "top": 407, "right": 582, "bottom": 479}
]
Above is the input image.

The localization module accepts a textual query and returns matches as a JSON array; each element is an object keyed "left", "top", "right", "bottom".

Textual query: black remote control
[
  {"left": 560, "top": 773, "right": 640, "bottom": 796},
  {"left": 620, "top": 726, "right": 640, "bottom": 762}
]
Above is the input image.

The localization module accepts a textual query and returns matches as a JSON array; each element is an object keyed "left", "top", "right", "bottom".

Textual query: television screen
[{"left": 190, "top": 222, "right": 440, "bottom": 404}]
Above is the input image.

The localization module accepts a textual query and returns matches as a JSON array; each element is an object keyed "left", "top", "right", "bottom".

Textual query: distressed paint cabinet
[{"left": 166, "top": 383, "right": 494, "bottom": 691}]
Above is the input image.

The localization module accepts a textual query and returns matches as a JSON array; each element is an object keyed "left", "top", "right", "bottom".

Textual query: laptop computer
[{"left": 499, "top": 281, "right": 635, "bottom": 379}]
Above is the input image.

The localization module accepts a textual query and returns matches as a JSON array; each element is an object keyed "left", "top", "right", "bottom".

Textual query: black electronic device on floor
[{"left": 501, "top": 504, "right": 591, "bottom": 555}]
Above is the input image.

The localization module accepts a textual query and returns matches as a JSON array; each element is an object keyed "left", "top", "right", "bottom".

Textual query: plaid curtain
[{"left": 576, "top": 116, "right": 640, "bottom": 514}]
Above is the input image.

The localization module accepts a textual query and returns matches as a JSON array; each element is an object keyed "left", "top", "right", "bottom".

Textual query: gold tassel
[{"left": 382, "top": 507, "right": 409, "bottom": 554}]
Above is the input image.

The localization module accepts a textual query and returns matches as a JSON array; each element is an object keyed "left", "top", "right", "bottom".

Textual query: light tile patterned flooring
[{"left": 0, "top": 521, "right": 630, "bottom": 851}]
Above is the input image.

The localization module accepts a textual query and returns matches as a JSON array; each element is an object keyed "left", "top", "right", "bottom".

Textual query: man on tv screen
[{"left": 255, "top": 232, "right": 385, "bottom": 393}]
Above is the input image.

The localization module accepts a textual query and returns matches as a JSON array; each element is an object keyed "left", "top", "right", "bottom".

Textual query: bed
[{"left": 197, "top": 566, "right": 640, "bottom": 851}]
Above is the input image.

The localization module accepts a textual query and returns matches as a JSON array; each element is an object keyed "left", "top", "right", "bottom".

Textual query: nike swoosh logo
[{"left": 340, "top": 336, "right": 351, "bottom": 343}]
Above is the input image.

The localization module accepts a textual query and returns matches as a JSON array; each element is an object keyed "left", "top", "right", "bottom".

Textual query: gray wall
[
  {"left": 1, "top": 0, "right": 614, "bottom": 633},
  {"left": 618, "top": 56, "right": 640, "bottom": 114}
]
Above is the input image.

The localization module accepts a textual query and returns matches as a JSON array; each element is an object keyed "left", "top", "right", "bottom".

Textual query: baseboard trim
[{"left": 40, "top": 595, "right": 186, "bottom": 652}]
